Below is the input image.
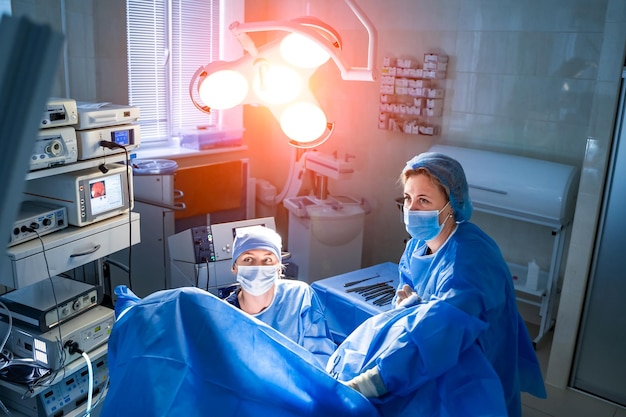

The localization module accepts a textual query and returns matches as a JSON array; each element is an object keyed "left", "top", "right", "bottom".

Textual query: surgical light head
[
  {"left": 232, "top": 226, "right": 282, "bottom": 266},
  {"left": 403, "top": 152, "right": 473, "bottom": 222},
  {"left": 189, "top": 0, "right": 378, "bottom": 148}
]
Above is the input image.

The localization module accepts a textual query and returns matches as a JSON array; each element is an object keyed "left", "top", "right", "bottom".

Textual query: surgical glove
[
  {"left": 395, "top": 284, "right": 421, "bottom": 308},
  {"left": 397, "top": 292, "right": 421, "bottom": 308},
  {"left": 344, "top": 367, "right": 388, "bottom": 398}
]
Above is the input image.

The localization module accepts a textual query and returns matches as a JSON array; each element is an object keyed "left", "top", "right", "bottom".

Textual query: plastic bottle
[{"left": 526, "top": 260, "right": 540, "bottom": 290}]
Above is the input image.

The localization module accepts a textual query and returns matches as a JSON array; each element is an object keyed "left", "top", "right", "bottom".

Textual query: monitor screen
[
  {"left": 232, "top": 224, "right": 268, "bottom": 240},
  {"left": 111, "top": 128, "right": 132, "bottom": 146},
  {"left": 89, "top": 173, "right": 124, "bottom": 216}
]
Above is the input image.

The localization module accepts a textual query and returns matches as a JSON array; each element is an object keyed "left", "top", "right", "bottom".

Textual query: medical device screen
[
  {"left": 89, "top": 173, "right": 124, "bottom": 215},
  {"left": 232, "top": 223, "right": 269, "bottom": 239},
  {"left": 111, "top": 128, "right": 132, "bottom": 146}
]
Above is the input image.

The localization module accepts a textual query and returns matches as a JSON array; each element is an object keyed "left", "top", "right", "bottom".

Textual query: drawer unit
[{"left": 3, "top": 212, "right": 140, "bottom": 289}]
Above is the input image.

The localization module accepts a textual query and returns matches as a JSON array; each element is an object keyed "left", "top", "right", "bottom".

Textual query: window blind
[{"left": 126, "top": 0, "right": 220, "bottom": 143}]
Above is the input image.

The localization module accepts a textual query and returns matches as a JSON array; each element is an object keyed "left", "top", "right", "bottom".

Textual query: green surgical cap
[{"left": 403, "top": 152, "right": 473, "bottom": 222}]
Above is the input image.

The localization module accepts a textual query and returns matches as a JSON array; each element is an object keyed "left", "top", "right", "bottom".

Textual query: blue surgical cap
[
  {"left": 232, "top": 226, "right": 282, "bottom": 264},
  {"left": 403, "top": 152, "right": 473, "bottom": 222}
]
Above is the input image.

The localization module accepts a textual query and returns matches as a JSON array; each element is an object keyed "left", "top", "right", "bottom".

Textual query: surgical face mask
[
  {"left": 403, "top": 202, "right": 451, "bottom": 241},
  {"left": 236, "top": 265, "right": 278, "bottom": 296}
]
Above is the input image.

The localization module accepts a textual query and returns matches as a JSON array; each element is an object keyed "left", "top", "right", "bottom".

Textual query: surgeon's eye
[
  {"left": 241, "top": 256, "right": 254, "bottom": 264},
  {"left": 263, "top": 257, "right": 275, "bottom": 265}
]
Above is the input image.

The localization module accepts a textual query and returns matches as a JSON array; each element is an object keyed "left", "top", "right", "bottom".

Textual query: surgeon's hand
[
  {"left": 342, "top": 367, "right": 388, "bottom": 398},
  {"left": 395, "top": 284, "right": 415, "bottom": 307},
  {"left": 395, "top": 285, "right": 422, "bottom": 308}
]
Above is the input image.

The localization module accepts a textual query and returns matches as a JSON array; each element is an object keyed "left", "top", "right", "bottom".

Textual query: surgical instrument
[
  {"left": 345, "top": 280, "right": 393, "bottom": 293},
  {"left": 364, "top": 287, "right": 395, "bottom": 301},
  {"left": 360, "top": 285, "right": 393, "bottom": 297},
  {"left": 343, "top": 273, "right": 380, "bottom": 287},
  {"left": 358, "top": 285, "right": 393, "bottom": 296},
  {"left": 373, "top": 293, "right": 395, "bottom": 306}
]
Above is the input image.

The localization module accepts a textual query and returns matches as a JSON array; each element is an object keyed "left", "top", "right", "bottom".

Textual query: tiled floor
[{"left": 521, "top": 326, "right": 626, "bottom": 417}]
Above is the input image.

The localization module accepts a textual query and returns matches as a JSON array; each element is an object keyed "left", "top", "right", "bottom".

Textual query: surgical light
[
  {"left": 197, "top": 69, "right": 248, "bottom": 110},
  {"left": 280, "top": 102, "right": 328, "bottom": 144},
  {"left": 252, "top": 61, "right": 303, "bottom": 104},
  {"left": 280, "top": 33, "right": 331, "bottom": 69},
  {"left": 189, "top": 0, "right": 377, "bottom": 148}
]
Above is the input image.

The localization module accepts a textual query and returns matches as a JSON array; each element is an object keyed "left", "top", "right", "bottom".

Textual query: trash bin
[{"left": 131, "top": 159, "right": 179, "bottom": 176}]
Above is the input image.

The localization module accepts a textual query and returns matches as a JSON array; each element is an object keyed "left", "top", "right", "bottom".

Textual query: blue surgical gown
[
  {"left": 101, "top": 287, "right": 381, "bottom": 417},
  {"left": 327, "top": 299, "right": 509, "bottom": 417},
  {"left": 225, "top": 279, "right": 337, "bottom": 368},
  {"left": 394, "top": 222, "right": 546, "bottom": 416}
]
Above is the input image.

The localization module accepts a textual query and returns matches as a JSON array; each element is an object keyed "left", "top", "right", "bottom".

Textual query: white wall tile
[
  {"left": 456, "top": 31, "right": 539, "bottom": 75},
  {"left": 606, "top": 0, "right": 626, "bottom": 23},
  {"left": 597, "top": 22, "right": 626, "bottom": 82},
  {"left": 534, "top": 33, "right": 602, "bottom": 79},
  {"left": 536, "top": 0, "right": 608, "bottom": 32}
]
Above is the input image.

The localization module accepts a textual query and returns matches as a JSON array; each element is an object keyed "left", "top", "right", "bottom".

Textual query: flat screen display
[
  {"left": 232, "top": 224, "right": 267, "bottom": 239},
  {"left": 89, "top": 173, "right": 124, "bottom": 216},
  {"left": 111, "top": 129, "right": 132, "bottom": 146}
]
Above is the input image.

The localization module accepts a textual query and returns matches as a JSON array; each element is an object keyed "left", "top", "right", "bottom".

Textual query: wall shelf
[{"left": 378, "top": 53, "right": 448, "bottom": 136}]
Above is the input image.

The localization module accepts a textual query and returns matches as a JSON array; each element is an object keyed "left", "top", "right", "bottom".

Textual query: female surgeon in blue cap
[
  {"left": 328, "top": 152, "right": 546, "bottom": 417},
  {"left": 225, "top": 225, "right": 336, "bottom": 368}
]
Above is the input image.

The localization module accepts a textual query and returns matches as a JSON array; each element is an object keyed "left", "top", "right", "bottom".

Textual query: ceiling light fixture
[{"left": 189, "top": 0, "right": 377, "bottom": 148}]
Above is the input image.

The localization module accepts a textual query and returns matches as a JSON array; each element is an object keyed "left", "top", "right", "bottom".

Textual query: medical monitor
[
  {"left": 23, "top": 164, "right": 133, "bottom": 227},
  {"left": 87, "top": 172, "right": 124, "bottom": 215},
  {"left": 211, "top": 217, "right": 277, "bottom": 261}
]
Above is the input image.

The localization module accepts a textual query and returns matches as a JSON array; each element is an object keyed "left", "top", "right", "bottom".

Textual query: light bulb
[
  {"left": 280, "top": 33, "right": 330, "bottom": 69},
  {"left": 252, "top": 63, "right": 303, "bottom": 105},
  {"left": 198, "top": 69, "right": 248, "bottom": 110},
  {"left": 280, "top": 102, "right": 327, "bottom": 143}
]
